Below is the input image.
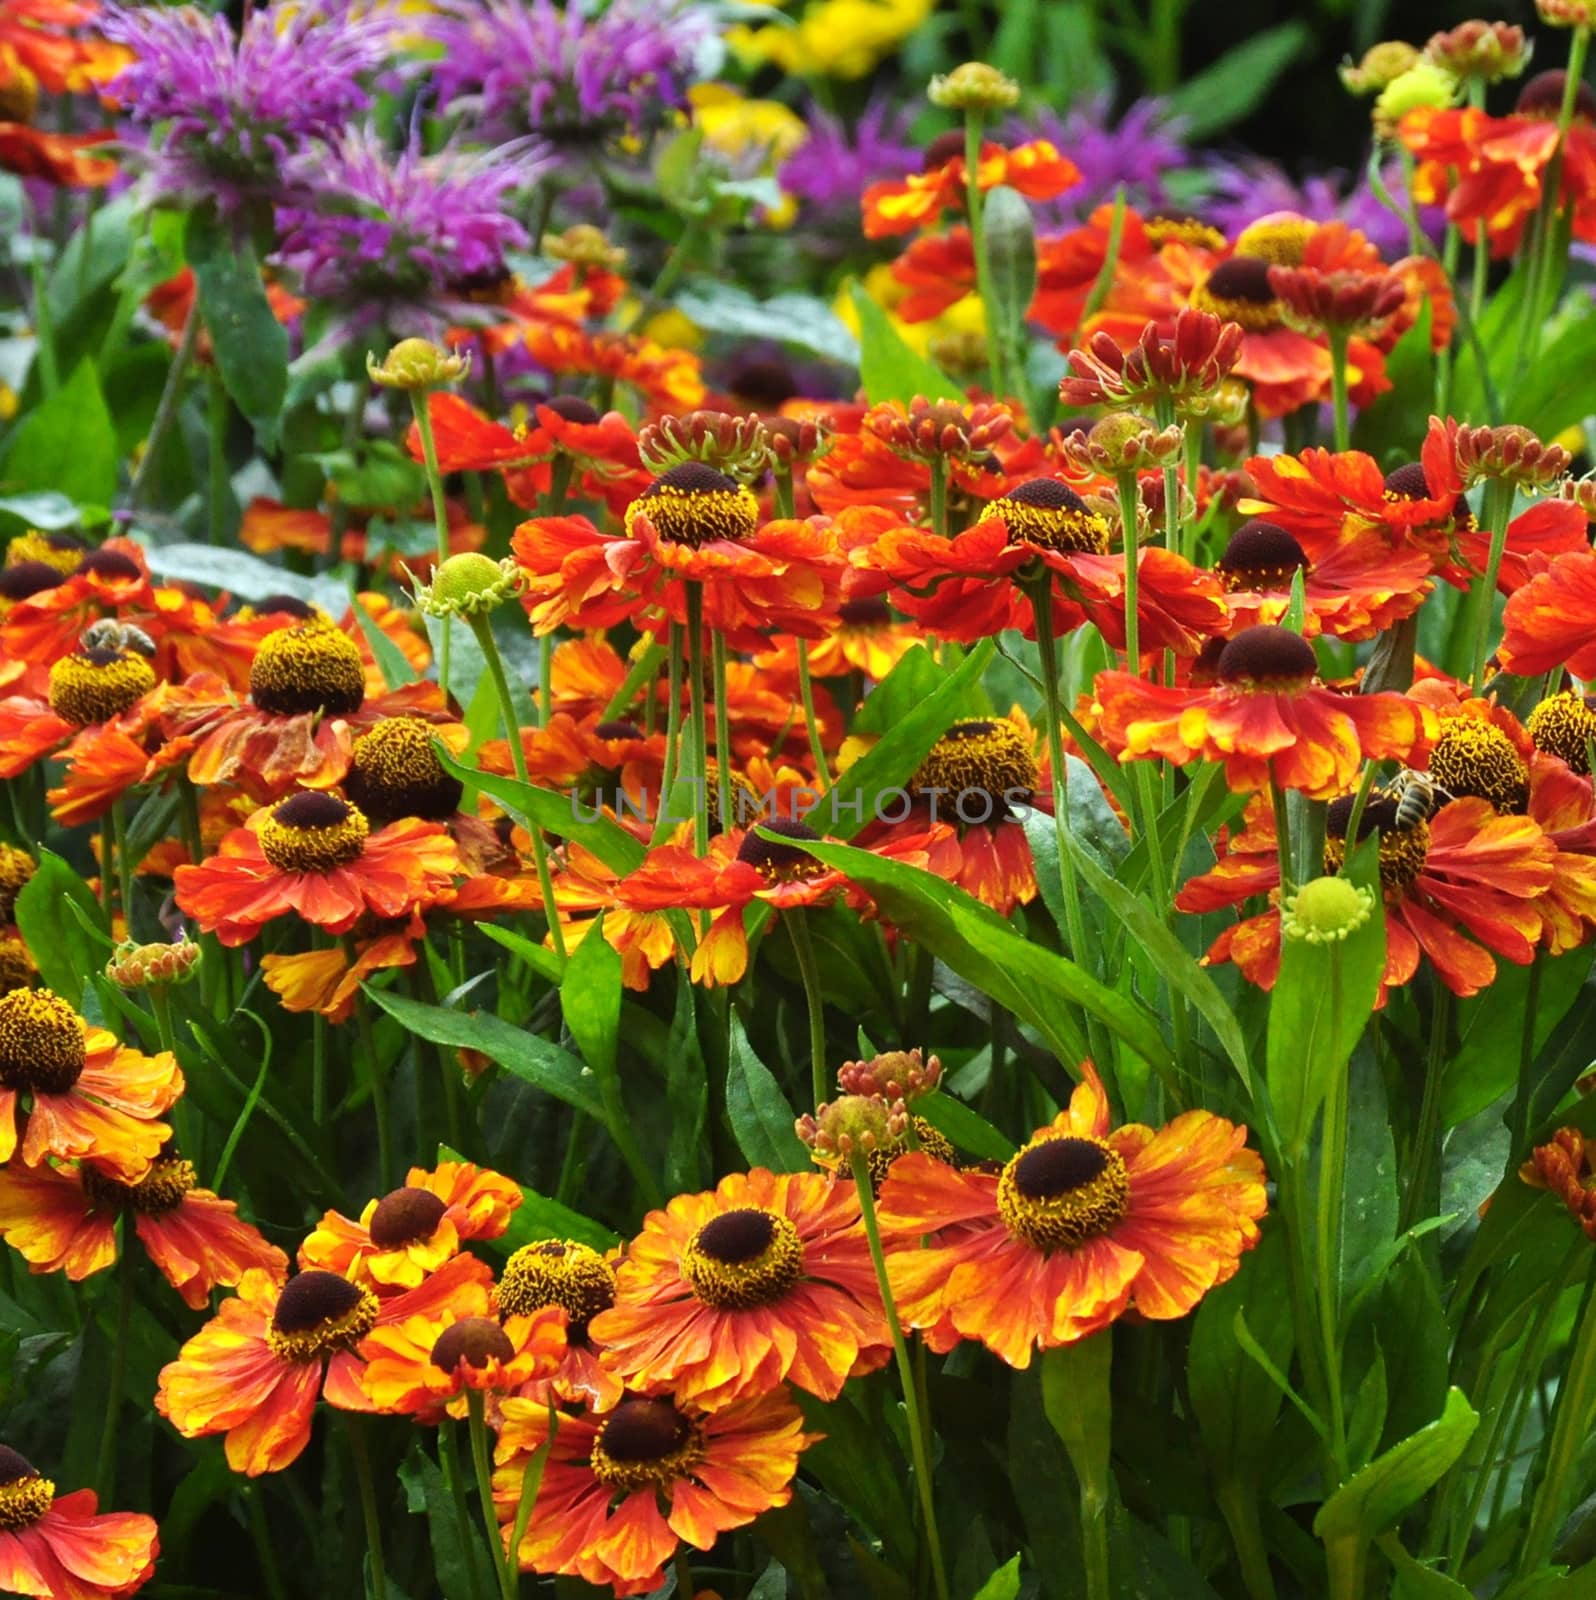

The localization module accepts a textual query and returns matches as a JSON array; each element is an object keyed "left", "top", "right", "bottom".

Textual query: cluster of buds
[
  {"left": 1537, "top": 0, "right": 1595, "bottom": 30},
  {"left": 412, "top": 552, "right": 522, "bottom": 618},
  {"left": 1268, "top": 264, "right": 1407, "bottom": 336},
  {"left": 927, "top": 61, "right": 1020, "bottom": 113},
  {"left": 796, "top": 1094, "right": 908, "bottom": 1164},
  {"left": 105, "top": 935, "right": 202, "bottom": 989},
  {"left": 762, "top": 414, "right": 834, "bottom": 469},
  {"left": 1523, "top": 1127, "right": 1596, "bottom": 1237},
  {"left": 1340, "top": 40, "right": 1421, "bottom": 95},
  {"left": 1447, "top": 421, "right": 1572, "bottom": 490},
  {"left": 1372, "top": 62, "right": 1460, "bottom": 137},
  {"left": 1061, "top": 309, "right": 1244, "bottom": 415},
  {"left": 864, "top": 397, "right": 1013, "bottom": 466},
  {"left": 542, "top": 223, "right": 627, "bottom": 272},
  {"left": 638, "top": 410, "right": 773, "bottom": 481},
  {"left": 1424, "top": 21, "right": 1530, "bottom": 84},
  {"left": 837, "top": 1047, "right": 942, "bottom": 1104},
  {"left": 1553, "top": 473, "right": 1596, "bottom": 517},
  {"left": 1059, "top": 414, "right": 1184, "bottom": 478},
  {"left": 366, "top": 338, "right": 471, "bottom": 394}
]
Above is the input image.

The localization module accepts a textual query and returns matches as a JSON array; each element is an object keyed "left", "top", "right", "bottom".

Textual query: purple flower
[
  {"left": 101, "top": 0, "right": 388, "bottom": 215},
  {"left": 274, "top": 128, "right": 547, "bottom": 330},
  {"left": 779, "top": 99, "right": 918, "bottom": 215},
  {"left": 425, "top": 0, "right": 704, "bottom": 146},
  {"left": 1012, "top": 96, "right": 1187, "bottom": 219},
  {"left": 1202, "top": 156, "right": 1444, "bottom": 260}
]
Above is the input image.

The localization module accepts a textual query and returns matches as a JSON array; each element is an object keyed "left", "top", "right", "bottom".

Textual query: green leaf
[
  {"left": 1380, "top": 1536, "right": 1473, "bottom": 1599},
  {"left": 142, "top": 542, "right": 349, "bottom": 615},
  {"left": 399, "top": 1446, "right": 478, "bottom": 1600},
  {"left": 15, "top": 851, "right": 105, "bottom": 1008},
  {"left": 1266, "top": 845, "right": 1386, "bottom": 1156},
  {"left": 560, "top": 914, "right": 621, "bottom": 1085},
  {"left": 1313, "top": 1388, "right": 1480, "bottom": 1541},
  {"left": 796, "top": 838, "right": 1174, "bottom": 1075},
  {"left": 348, "top": 592, "right": 418, "bottom": 688},
  {"left": 0, "top": 491, "right": 88, "bottom": 532},
  {"left": 1512, "top": 292, "right": 1596, "bottom": 440},
  {"left": 747, "top": 1559, "right": 789, "bottom": 1600},
  {"left": 362, "top": 985, "right": 603, "bottom": 1118},
  {"left": 1163, "top": 22, "right": 1312, "bottom": 141},
  {"left": 664, "top": 970, "right": 709, "bottom": 1192},
  {"left": 819, "top": 640, "right": 995, "bottom": 840},
  {"left": 971, "top": 1555, "right": 1022, "bottom": 1600},
  {"left": 984, "top": 185, "right": 1037, "bottom": 347},
  {"left": 186, "top": 207, "right": 288, "bottom": 446},
  {"left": 726, "top": 1013, "right": 808, "bottom": 1171},
  {"left": 477, "top": 921, "right": 563, "bottom": 984},
  {"left": 1042, "top": 1335, "right": 1112, "bottom": 1508},
  {"left": 915, "top": 1090, "right": 1015, "bottom": 1161},
  {"left": 848, "top": 280, "right": 963, "bottom": 406},
  {"left": 672, "top": 280, "right": 858, "bottom": 367},
  {"left": 1, "top": 360, "right": 116, "bottom": 507},
  {"left": 46, "top": 195, "right": 135, "bottom": 323}
]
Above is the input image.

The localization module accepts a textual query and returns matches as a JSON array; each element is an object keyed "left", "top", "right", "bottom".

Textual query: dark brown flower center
[
  {"left": 0, "top": 562, "right": 66, "bottom": 602},
  {"left": 368, "top": 1186, "right": 448, "bottom": 1248},
  {"left": 260, "top": 792, "right": 370, "bottom": 873},
  {"left": 682, "top": 1206, "right": 804, "bottom": 1308},
  {"left": 1517, "top": 69, "right": 1596, "bottom": 121},
  {"left": 593, "top": 719, "right": 644, "bottom": 741},
  {"left": 544, "top": 395, "right": 601, "bottom": 424},
  {"left": 1217, "top": 521, "right": 1310, "bottom": 592},
  {"left": 431, "top": 1317, "right": 515, "bottom": 1372},
  {"left": 1216, "top": 625, "right": 1318, "bottom": 687},
  {"left": 267, "top": 1271, "right": 380, "bottom": 1362},
  {"left": 996, "top": 1133, "right": 1131, "bottom": 1251},
  {"left": 735, "top": 819, "right": 823, "bottom": 883},
  {"left": 79, "top": 548, "right": 141, "bottom": 581}
]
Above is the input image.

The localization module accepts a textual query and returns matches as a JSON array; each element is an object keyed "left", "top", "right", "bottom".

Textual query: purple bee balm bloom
[
  {"left": 426, "top": 0, "right": 704, "bottom": 147},
  {"left": 1202, "top": 155, "right": 1444, "bottom": 260},
  {"left": 779, "top": 99, "right": 919, "bottom": 215},
  {"left": 1012, "top": 96, "right": 1187, "bottom": 219},
  {"left": 274, "top": 128, "right": 547, "bottom": 333},
  {"left": 101, "top": 0, "right": 388, "bottom": 216}
]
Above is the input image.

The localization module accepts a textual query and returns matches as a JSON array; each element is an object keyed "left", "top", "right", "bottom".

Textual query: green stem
[
  {"left": 1401, "top": 991, "right": 1451, "bottom": 1235},
  {"left": 127, "top": 300, "right": 201, "bottom": 513},
  {"left": 1153, "top": 395, "right": 1181, "bottom": 557},
  {"left": 1468, "top": 479, "right": 1516, "bottom": 696},
  {"left": 1270, "top": 775, "right": 1295, "bottom": 894},
  {"left": 94, "top": 1235, "right": 135, "bottom": 1500},
  {"left": 601, "top": 640, "right": 666, "bottom": 723},
  {"left": 928, "top": 458, "right": 949, "bottom": 539},
  {"left": 411, "top": 392, "right": 455, "bottom": 696},
  {"left": 440, "top": 1420, "right": 491, "bottom": 1600},
  {"left": 28, "top": 247, "right": 58, "bottom": 397},
  {"left": 1336, "top": 763, "right": 1381, "bottom": 880},
  {"left": 111, "top": 797, "right": 134, "bottom": 934},
  {"left": 711, "top": 629, "right": 734, "bottom": 831},
  {"left": 98, "top": 813, "right": 113, "bottom": 926},
  {"left": 1520, "top": 1249, "right": 1596, "bottom": 1573},
  {"left": 787, "top": 911, "right": 828, "bottom": 1111},
  {"left": 351, "top": 982, "right": 394, "bottom": 1193},
  {"left": 796, "top": 640, "right": 829, "bottom": 783},
  {"left": 848, "top": 1150, "right": 951, "bottom": 1600},
  {"left": 207, "top": 370, "right": 231, "bottom": 545},
  {"left": 346, "top": 1416, "right": 390, "bottom": 1600},
  {"left": 1315, "top": 1041, "right": 1352, "bottom": 1482},
  {"left": 467, "top": 1390, "right": 516, "bottom": 1600},
  {"left": 1114, "top": 470, "right": 1142, "bottom": 669},
  {"left": 412, "top": 959, "right": 463, "bottom": 1153},
  {"left": 652, "top": 624, "right": 685, "bottom": 846},
  {"left": 1327, "top": 329, "right": 1351, "bottom": 454},
  {"left": 773, "top": 465, "right": 796, "bottom": 521},
  {"left": 675, "top": 1549, "right": 697, "bottom": 1599},
  {"left": 468, "top": 613, "right": 567, "bottom": 962},
  {"left": 962, "top": 110, "right": 1001, "bottom": 397},
  {"left": 685, "top": 583, "right": 709, "bottom": 856}
]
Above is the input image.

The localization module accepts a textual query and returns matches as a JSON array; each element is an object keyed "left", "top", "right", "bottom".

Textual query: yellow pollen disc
[
  {"left": 1233, "top": 217, "right": 1316, "bottom": 266},
  {"left": 625, "top": 478, "right": 761, "bottom": 549},
  {"left": 705, "top": 759, "right": 762, "bottom": 835},
  {"left": 250, "top": 619, "right": 366, "bottom": 717},
  {"left": 0, "top": 987, "right": 85, "bottom": 1093},
  {"left": 83, "top": 1157, "right": 196, "bottom": 1215},
  {"left": 998, "top": 1133, "right": 1130, "bottom": 1251},
  {"left": 1145, "top": 217, "right": 1229, "bottom": 251},
  {"left": 266, "top": 1287, "right": 380, "bottom": 1363},
  {"left": 496, "top": 1240, "right": 617, "bottom": 1338},
  {"left": 0, "top": 1472, "right": 53, "bottom": 1531},
  {"left": 346, "top": 717, "right": 463, "bottom": 824},
  {"left": 1528, "top": 692, "right": 1596, "bottom": 776},
  {"left": 589, "top": 1398, "right": 706, "bottom": 1496},
  {"left": 259, "top": 798, "right": 370, "bottom": 874},
  {"left": 1430, "top": 720, "right": 1529, "bottom": 813},
  {"left": 0, "top": 843, "right": 35, "bottom": 924},
  {"left": 992, "top": 496, "right": 1111, "bottom": 555},
  {"left": 1323, "top": 806, "right": 1431, "bottom": 892},
  {"left": 679, "top": 1206, "right": 804, "bottom": 1309},
  {"left": 1188, "top": 283, "right": 1281, "bottom": 332},
  {"left": 0, "top": 932, "right": 34, "bottom": 997},
  {"left": 912, "top": 719, "right": 1039, "bottom": 807},
  {"left": 47, "top": 649, "right": 156, "bottom": 726},
  {"left": 862, "top": 1118, "right": 955, "bottom": 1190},
  {"left": 6, "top": 530, "right": 84, "bottom": 574}
]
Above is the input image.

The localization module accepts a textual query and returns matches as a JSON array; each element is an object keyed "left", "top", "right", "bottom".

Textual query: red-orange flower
[
  {"left": 876, "top": 1062, "right": 1267, "bottom": 1368},
  {"left": 1094, "top": 625, "right": 1436, "bottom": 799},
  {"left": 1176, "top": 791, "right": 1556, "bottom": 999},
  {"left": 0, "top": 990, "right": 182, "bottom": 1182},
  {"left": 586, "top": 1167, "right": 891, "bottom": 1410},
  {"left": 173, "top": 791, "right": 460, "bottom": 946},
  {"left": 0, "top": 1152, "right": 286, "bottom": 1309},
  {"left": 862, "top": 137, "right": 1080, "bottom": 238},
  {"left": 298, "top": 1162, "right": 523, "bottom": 1292},
  {"left": 492, "top": 1387, "right": 816, "bottom": 1596},
  {"left": 0, "top": 1446, "right": 157, "bottom": 1600},
  {"left": 1500, "top": 548, "right": 1596, "bottom": 677},
  {"left": 155, "top": 1254, "right": 492, "bottom": 1475}
]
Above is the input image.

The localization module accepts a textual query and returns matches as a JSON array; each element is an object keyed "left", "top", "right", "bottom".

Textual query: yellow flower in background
[
  {"left": 690, "top": 84, "right": 805, "bottom": 229},
  {"left": 642, "top": 306, "right": 705, "bottom": 352},
  {"left": 833, "top": 263, "right": 984, "bottom": 358},
  {"left": 729, "top": 0, "right": 934, "bottom": 80}
]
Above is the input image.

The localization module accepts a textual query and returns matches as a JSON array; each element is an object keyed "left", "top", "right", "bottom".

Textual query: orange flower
[
  {"left": 519, "top": 322, "right": 706, "bottom": 412},
  {"left": 1500, "top": 548, "right": 1596, "bottom": 677},
  {"left": 259, "top": 924, "right": 420, "bottom": 1024},
  {"left": 0, "top": 1152, "right": 286, "bottom": 1309},
  {"left": 1526, "top": 751, "right": 1596, "bottom": 954},
  {"left": 173, "top": 791, "right": 460, "bottom": 946},
  {"left": 861, "top": 137, "right": 1080, "bottom": 238},
  {"left": 755, "top": 594, "right": 919, "bottom": 686},
  {"left": 299, "top": 1162, "right": 523, "bottom": 1292},
  {"left": 1094, "top": 625, "right": 1436, "bottom": 799},
  {"left": 875, "top": 1062, "right": 1267, "bottom": 1368},
  {"left": 1175, "top": 791, "right": 1556, "bottom": 999},
  {"left": 0, "top": 990, "right": 181, "bottom": 1182},
  {"left": 495, "top": 1238, "right": 624, "bottom": 1410},
  {"left": 586, "top": 1167, "right": 891, "bottom": 1410},
  {"left": 0, "top": 1446, "right": 158, "bottom": 1600},
  {"left": 1522, "top": 1126, "right": 1596, "bottom": 1236},
  {"left": 360, "top": 1304, "right": 567, "bottom": 1419},
  {"left": 492, "top": 1387, "right": 815, "bottom": 1596},
  {"left": 155, "top": 1255, "right": 492, "bottom": 1475},
  {"left": 0, "top": 639, "right": 157, "bottom": 781},
  {"left": 0, "top": 541, "right": 156, "bottom": 664}
]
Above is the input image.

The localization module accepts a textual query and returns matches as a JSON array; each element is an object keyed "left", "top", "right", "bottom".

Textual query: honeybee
[
  {"left": 1384, "top": 769, "right": 1454, "bottom": 830},
  {"left": 80, "top": 619, "right": 157, "bottom": 657}
]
